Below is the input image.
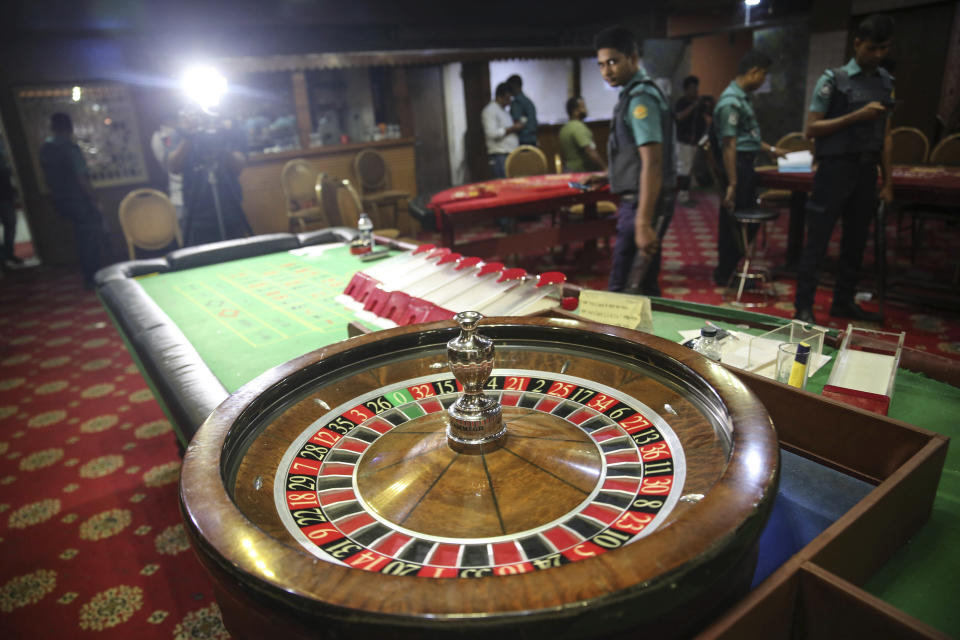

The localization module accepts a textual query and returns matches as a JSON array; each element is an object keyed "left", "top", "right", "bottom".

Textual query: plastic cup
[{"left": 776, "top": 342, "right": 809, "bottom": 390}]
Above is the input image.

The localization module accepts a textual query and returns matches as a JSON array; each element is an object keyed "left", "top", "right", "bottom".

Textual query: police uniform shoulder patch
[
  {"left": 728, "top": 110, "right": 738, "bottom": 126},
  {"left": 633, "top": 104, "right": 648, "bottom": 120},
  {"left": 818, "top": 81, "right": 832, "bottom": 98}
]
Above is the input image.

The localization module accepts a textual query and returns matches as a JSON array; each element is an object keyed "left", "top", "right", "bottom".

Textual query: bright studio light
[
  {"left": 181, "top": 65, "right": 227, "bottom": 111},
  {"left": 745, "top": 0, "right": 761, "bottom": 6}
]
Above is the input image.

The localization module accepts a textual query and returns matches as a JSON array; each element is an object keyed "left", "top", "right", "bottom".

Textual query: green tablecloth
[{"left": 138, "top": 245, "right": 383, "bottom": 392}]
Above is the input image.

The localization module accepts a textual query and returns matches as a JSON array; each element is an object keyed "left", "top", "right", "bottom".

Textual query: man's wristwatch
[{"left": 769, "top": 145, "right": 776, "bottom": 154}]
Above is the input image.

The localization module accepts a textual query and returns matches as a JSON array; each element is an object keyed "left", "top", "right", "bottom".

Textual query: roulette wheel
[{"left": 180, "top": 313, "right": 779, "bottom": 638}]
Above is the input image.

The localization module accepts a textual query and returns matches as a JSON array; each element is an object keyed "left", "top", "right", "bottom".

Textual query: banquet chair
[
  {"left": 776, "top": 132, "right": 813, "bottom": 153},
  {"left": 117, "top": 189, "right": 183, "bottom": 260},
  {"left": 905, "top": 133, "right": 960, "bottom": 265},
  {"left": 353, "top": 149, "right": 410, "bottom": 229},
  {"left": 281, "top": 159, "right": 330, "bottom": 232},
  {"left": 930, "top": 133, "right": 960, "bottom": 166},
  {"left": 316, "top": 173, "right": 399, "bottom": 240},
  {"left": 505, "top": 145, "right": 548, "bottom": 178},
  {"left": 551, "top": 154, "right": 617, "bottom": 256},
  {"left": 890, "top": 127, "right": 929, "bottom": 164}
]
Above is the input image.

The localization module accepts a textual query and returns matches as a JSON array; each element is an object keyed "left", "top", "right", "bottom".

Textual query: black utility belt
[
  {"left": 736, "top": 151, "right": 758, "bottom": 158},
  {"left": 618, "top": 193, "right": 638, "bottom": 203}
]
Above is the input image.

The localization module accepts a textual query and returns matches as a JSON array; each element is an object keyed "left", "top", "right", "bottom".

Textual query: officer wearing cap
[
  {"left": 794, "top": 14, "right": 895, "bottom": 325},
  {"left": 586, "top": 26, "right": 675, "bottom": 296},
  {"left": 713, "top": 50, "right": 786, "bottom": 288}
]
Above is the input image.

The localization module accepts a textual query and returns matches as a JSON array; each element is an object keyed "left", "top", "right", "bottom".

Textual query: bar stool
[{"left": 724, "top": 207, "right": 779, "bottom": 307}]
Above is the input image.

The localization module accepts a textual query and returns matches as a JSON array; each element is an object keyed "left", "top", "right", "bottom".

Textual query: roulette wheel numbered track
[{"left": 180, "top": 316, "right": 779, "bottom": 639}]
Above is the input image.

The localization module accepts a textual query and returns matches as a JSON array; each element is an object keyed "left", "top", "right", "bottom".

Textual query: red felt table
[
  {"left": 756, "top": 165, "right": 960, "bottom": 269},
  {"left": 427, "top": 172, "right": 619, "bottom": 258}
]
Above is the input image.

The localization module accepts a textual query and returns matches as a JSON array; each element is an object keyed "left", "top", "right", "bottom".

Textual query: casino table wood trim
[{"left": 180, "top": 316, "right": 779, "bottom": 638}]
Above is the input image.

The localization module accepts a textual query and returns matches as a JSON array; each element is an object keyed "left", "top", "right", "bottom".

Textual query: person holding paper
[
  {"left": 712, "top": 50, "right": 787, "bottom": 287},
  {"left": 586, "top": 26, "right": 675, "bottom": 296},
  {"left": 794, "top": 14, "right": 894, "bottom": 325}
]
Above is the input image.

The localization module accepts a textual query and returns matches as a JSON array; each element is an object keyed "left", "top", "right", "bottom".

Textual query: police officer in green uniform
[
  {"left": 794, "top": 14, "right": 895, "bottom": 325},
  {"left": 713, "top": 50, "right": 786, "bottom": 287},
  {"left": 586, "top": 26, "right": 674, "bottom": 295}
]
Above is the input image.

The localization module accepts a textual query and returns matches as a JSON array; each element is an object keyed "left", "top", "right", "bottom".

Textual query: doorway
[{"left": 0, "top": 114, "right": 37, "bottom": 271}]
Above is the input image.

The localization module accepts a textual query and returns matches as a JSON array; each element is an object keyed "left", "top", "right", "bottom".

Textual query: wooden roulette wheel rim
[{"left": 180, "top": 316, "right": 778, "bottom": 638}]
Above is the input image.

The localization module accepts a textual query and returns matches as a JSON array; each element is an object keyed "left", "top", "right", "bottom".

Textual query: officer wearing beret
[
  {"left": 587, "top": 26, "right": 675, "bottom": 296},
  {"left": 794, "top": 14, "right": 895, "bottom": 325},
  {"left": 713, "top": 50, "right": 787, "bottom": 288}
]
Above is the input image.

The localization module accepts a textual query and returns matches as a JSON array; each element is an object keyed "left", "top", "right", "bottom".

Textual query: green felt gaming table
[
  {"left": 95, "top": 230, "right": 957, "bottom": 637},
  {"left": 135, "top": 244, "right": 385, "bottom": 393}
]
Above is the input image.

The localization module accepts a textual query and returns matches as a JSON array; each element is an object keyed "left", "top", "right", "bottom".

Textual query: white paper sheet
[{"left": 777, "top": 150, "right": 813, "bottom": 173}]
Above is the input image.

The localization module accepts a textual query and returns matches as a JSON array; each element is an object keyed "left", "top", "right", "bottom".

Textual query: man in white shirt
[
  {"left": 481, "top": 83, "right": 524, "bottom": 179},
  {"left": 150, "top": 114, "right": 184, "bottom": 227}
]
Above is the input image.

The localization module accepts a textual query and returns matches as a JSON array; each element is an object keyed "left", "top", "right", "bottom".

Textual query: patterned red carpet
[
  {"left": 1, "top": 192, "right": 958, "bottom": 638},
  {"left": 0, "top": 269, "right": 228, "bottom": 639}
]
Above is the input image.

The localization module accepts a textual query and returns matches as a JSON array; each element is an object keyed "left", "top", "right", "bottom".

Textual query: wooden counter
[{"left": 238, "top": 138, "right": 418, "bottom": 235}]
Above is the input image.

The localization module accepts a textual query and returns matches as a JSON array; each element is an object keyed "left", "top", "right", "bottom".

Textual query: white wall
[
  {"left": 488, "top": 59, "right": 573, "bottom": 125},
  {"left": 442, "top": 62, "right": 468, "bottom": 186},
  {"left": 579, "top": 57, "right": 619, "bottom": 122}
]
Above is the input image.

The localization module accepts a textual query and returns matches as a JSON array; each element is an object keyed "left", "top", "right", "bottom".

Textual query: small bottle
[
  {"left": 351, "top": 212, "right": 374, "bottom": 255},
  {"left": 693, "top": 326, "right": 722, "bottom": 362}
]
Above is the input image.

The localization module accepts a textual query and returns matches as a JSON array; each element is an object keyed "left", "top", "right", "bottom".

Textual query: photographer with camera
[{"left": 168, "top": 107, "right": 251, "bottom": 246}]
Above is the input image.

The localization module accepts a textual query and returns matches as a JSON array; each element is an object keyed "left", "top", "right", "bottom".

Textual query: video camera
[{"left": 178, "top": 105, "right": 236, "bottom": 169}]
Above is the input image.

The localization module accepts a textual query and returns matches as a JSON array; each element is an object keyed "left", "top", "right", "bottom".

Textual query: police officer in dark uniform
[
  {"left": 586, "top": 26, "right": 675, "bottom": 296},
  {"left": 794, "top": 14, "right": 895, "bottom": 325},
  {"left": 713, "top": 50, "right": 787, "bottom": 287}
]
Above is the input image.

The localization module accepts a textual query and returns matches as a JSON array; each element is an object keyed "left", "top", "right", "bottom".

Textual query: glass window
[
  {"left": 488, "top": 59, "right": 573, "bottom": 125},
  {"left": 579, "top": 57, "right": 619, "bottom": 123},
  {"left": 306, "top": 68, "right": 383, "bottom": 147},
  {"left": 228, "top": 72, "right": 300, "bottom": 155}
]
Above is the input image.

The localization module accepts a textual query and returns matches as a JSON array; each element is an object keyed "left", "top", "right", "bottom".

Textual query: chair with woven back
[
  {"left": 550, "top": 152, "right": 617, "bottom": 257},
  {"left": 889, "top": 128, "right": 929, "bottom": 247},
  {"left": 315, "top": 173, "right": 400, "bottom": 240},
  {"left": 890, "top": 127, "right": 929, "bottom": 164},
  {"left": 930, "top": 133, "right": 960, "bottom": 166},
  {"left": 905, "top": 133, "right": 960, "bottom": 267},
  {"left": 281, "top": 159, "right": 330, "bottom": 232},
  {"left": 353, "top": 149, "right": 410, "bottom": 230},
  {"left": 117, "top": 188, "right": 183, "bottom": 260},
  {"left": 505, "top": 145, "right": 548, "bottom": 178},
  {"left": 776, "top": 132, "right": 813, "bottom": 153}
]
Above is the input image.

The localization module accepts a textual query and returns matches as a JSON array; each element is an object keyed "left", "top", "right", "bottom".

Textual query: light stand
[{"left": 206, "top": 160, "right": 227, "bottom": 241}]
